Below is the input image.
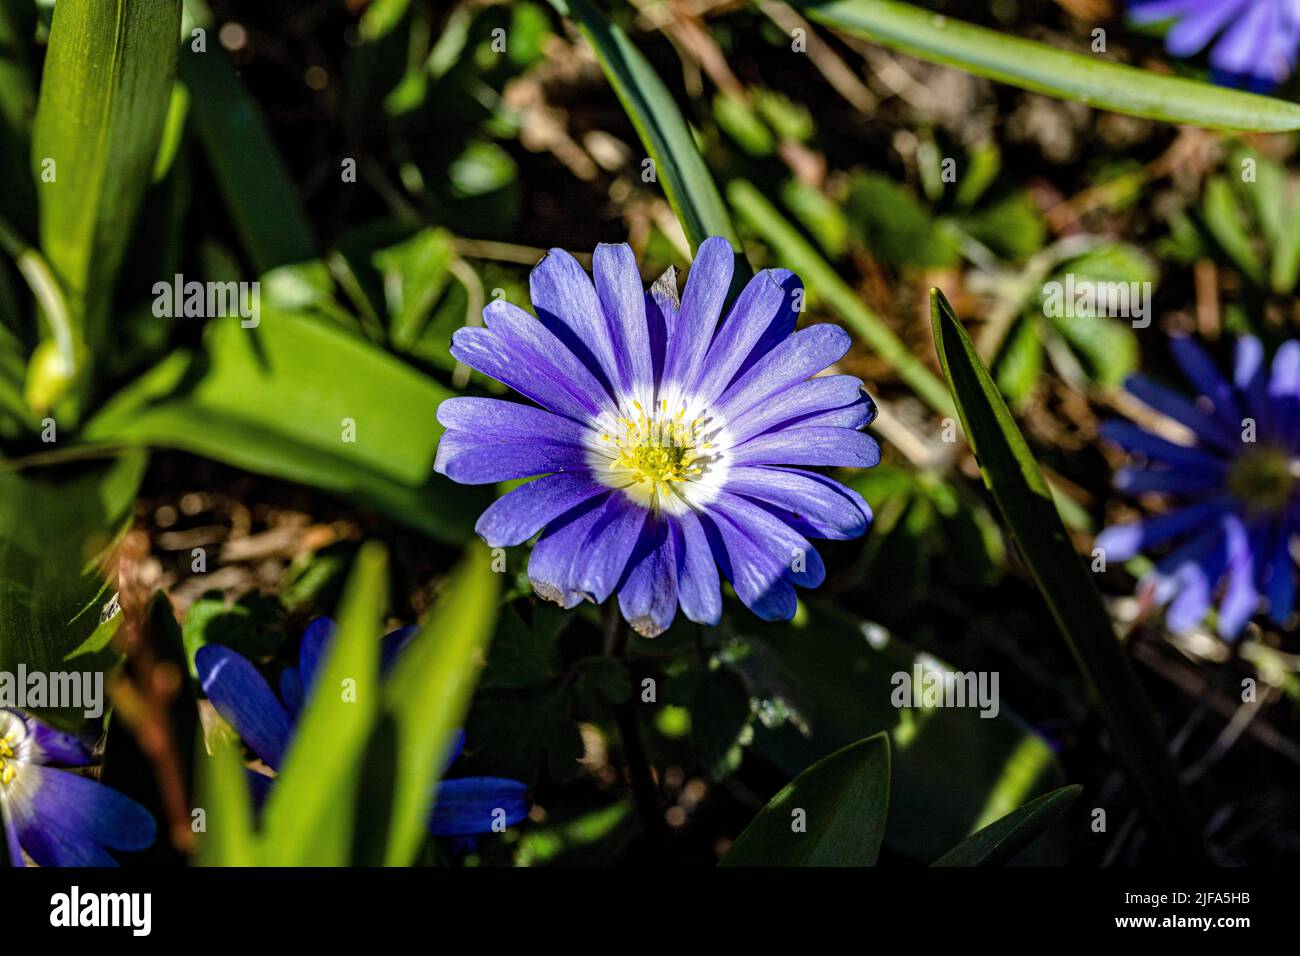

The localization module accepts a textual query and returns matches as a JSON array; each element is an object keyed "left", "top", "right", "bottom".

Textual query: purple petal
[
  {"left": 712, "top": 492, "right": 825, "bottom": 588},
  {"left": 1095, "top": 498, "right": 1231, "bottom": 561},
  {"left": 1263, "top": 525, "right": 1297, "bottom": 624},
  {"left": 452, "top": 301, "right": 614, "bottom": 421},
  {"left": 1114, "top": 464, "right": 1227, "bottom": 496},
  {"left": 569, "top": 495, "right": 648, "bottom": 604},
  {"left": 618, "top": 518, "right": 679, "bottom": 637},
  {"left": 1169, "top": 336, "right": 1242, "bottom": 432},
  {"left": 196, "top": 644, "right": 293, "bottom": 769},
  {"left": 23, "top": 765, "right": 156, "bottom": 853},
  {"left": 714, "top": 324, "right": 851, "bottom": 423},
  {"left": 663, "top": 236, "right": 735, "bottom": 393},
  {"left": 1218, "top": 519, "right": 1262, "bottom": 638},
  {"left": 724, "top": 466, "right": 871, "bottom": 539},
  {"left": 434, "top": 430, "right": 589, "bottom": 484},
  {"left": 437, "top": 396, "right": 592, "bottom": 444},
  {"left": 475, "top": 472, "right": 609, "bottom": 547},
  {"left": 672, "top": 512, "right": 722, "bottom": 625},
  {"left": 531, "top": 247, "right": 621, "bottom": 397},
  {"left": 298, "top": 617, "right": 335, "bottom": 695},
  {"left": 647, "top": 267, "right": 680, "bottom": 385},
  {"left": 1165, "top": 1, "right": 1241, "bottom": 55},
  {"left": 1124, "top": 374, "right": 1237, "bottom": 449},
  {"left": 380, "top": 625, "right": 419, "bottom": 676},
  {"left": 725, "top": 375, "right": 869, "bottom": 445},
  {"left": 700, "top": 512, "right": 798, "bottom": 621},
  {"left": 429, "top": 777, "right": 529, "bottom": 837},
  {"left": 696, "top": 269, "right": 791, "bottom": 404},
  {"left": 1098, "top": 420, "right": 1227, "bottom": 471},
  {"left": 731, "top": 273, "right": 803, "bottom": 384},
  {"left": 729, "top": 425, "right": 881, "bottom": 469},
  {"left": 593, "top": 243, "right": 654, "bottom": 398},
  {"left": 528, "top": 494, "right": 612, "bottom": 608},
  {"left": 27, "top": 718, "right": 94, "bottom": 767}
]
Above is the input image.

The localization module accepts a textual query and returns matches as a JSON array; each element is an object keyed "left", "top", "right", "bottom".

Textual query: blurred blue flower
[
  {"left": 1097, "top": 335, "right": 1299, "bottom": 637},
  {"left": 435, "top": 237, "right": 878, "bottom": 636},
  {"left": 0, "top": 709, "right": 156, "bottom": 866},
  {"left": 1129, "top": 0, "right": 1300, "bottom": 90},
  {"left": 195, "top": 618, "right": 528, "bottom": 836}
]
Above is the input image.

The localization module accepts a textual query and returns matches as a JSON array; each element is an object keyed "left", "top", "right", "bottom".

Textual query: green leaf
[
  {"left": 196, "top": 727, "right": 259, "bottom": 867},
  {"left": 0, "top": 452, "right": 145, "bottom": 728},
  {"left": 749, "top": 603, "right": 1065, "bottom": 863},
  {"left": 721, "top": 733, "right": 890, "bottom": 866},
  {"left": 929, "top": 289, "right": 1204, "bottom": 860},
  {"left": 552, "top": 0, "right": 747, "bottom": 270},
  {"left": 0, "top": 2, "right": 37, "bottom": 232},
  {"left": 1201, "top": 176, "right": 1267, "bottom": 286},
  {"left": 179, "top": 44, "right": 318, "bottom": 275},
  {"left": 261, "top": 541, "right": 388, "bottom": 866},
  {"left": 32, "top": 0, "right": 182, "bottom": 351},
  {"left": 801, "top": 0, "right": 1300, "bottom": 131},
  {"left": 844, "top": 171, "right": 958, "bottom": 268},
  {"left": 382, "top": 541, "right": 501, "bottom": 865},
  {"left": 81, "top": 310, "right": 485, "bottom": 543},
  {"left": 932, "top": 784, "right": 1081, "bottom": 867},
  {"left": 729, "top": 179, "right": 955, "bottom": 417}
]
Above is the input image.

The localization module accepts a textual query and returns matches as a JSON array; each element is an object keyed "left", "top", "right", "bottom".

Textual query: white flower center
[{"left": 587, "top": 397, "right": 730, "bottom": 515}]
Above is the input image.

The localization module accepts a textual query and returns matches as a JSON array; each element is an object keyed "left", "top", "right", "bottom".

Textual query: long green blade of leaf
[
  {"left": 32, "top": 0, "right": 182, "bottom": 350},
  {"left": 0, "top": 2, "right": 37, "bottom": 232},
  {"left": 729, "top": 179, "right": 955, "bottom": 418},
  {"left": 552, "top": 0, "right": 748, "bottom": 277},
  {"left": 382, "top": 541, "right": 500, "bottom": 865},
  {"left": 261, "top": 541, "right": 387, "bottom": 865},
  {"left": 179, "top": 43, "right": 318, "bottom": 274},
  {"left": 80, "top": 310, "right": 485, "bottom": 543},
  {"left": 929, "top": 288, "right": 1203, "bottom": 861},
  {"left": 931, "top": 784, "right": 1081, "bottom": 866},
  {"left": 721, "top": 732, "right": 890, "bottom": 866},
  {"left": 800, "top": 0, "right": 1300, "bottom": 131},
  {"left": 196, "top": 728, "right": 259, "bottom": 867}
]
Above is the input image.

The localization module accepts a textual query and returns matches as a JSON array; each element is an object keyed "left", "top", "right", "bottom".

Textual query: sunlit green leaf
[
  {"left": 721, "top": 733, "right": 890, "bottom": 866},
  {"left": 261, "top": 542, "right": 388, "bottom": 866},
  {"left": 802, "top": 0, "right": 1300, "bottom": 131},
  {"left": 383, "top": 541, "right": 501, "bottom": 865},
  {"left": 32, "top": 0, "right": 182, "bottom": 353}
]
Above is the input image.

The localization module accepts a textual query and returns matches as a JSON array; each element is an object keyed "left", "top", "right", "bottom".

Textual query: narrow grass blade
[
  {"left": 552, "top": 0, "right": 748, "bottom": 279},
  {"left": 930, "top": 288, "right": 1203, "bottom": 860},
  {"left": 260, "top": 542, "right": 388, "bottom": 865},
  {"left": 801, "top": 0, "right": 1300, "bottom": 131},
  {"left": 806, "top": 0, "right": 1300, "bottom": 132},
  {"left": 932, "top": 784, "right": 1081, "bottom": 866},
  {"left": 382, "top": 541, "right": 501, "bottom": 865}
]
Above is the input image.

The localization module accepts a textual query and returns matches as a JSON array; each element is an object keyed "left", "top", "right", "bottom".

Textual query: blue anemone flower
[
  {"left": 434, "top": 237, "right": 879, "bottom": 636},
  {"left": 0, "top": 709, "right": 156, "bottom": 866},
  {"left": 1097, "top": 335, "right": 1299, "bottom": 638},
  {"left": 1129, "top": 0, "right": 1300, "bottom": 90},
  {"left": 195, "top": 618, "right": 528, "bottom": 837}
]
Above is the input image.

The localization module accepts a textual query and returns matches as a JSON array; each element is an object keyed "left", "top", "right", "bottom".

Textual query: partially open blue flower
[
  {"left": 1097, "top": 335, "right": 1299, "bottom": 637},
  {"left": 195, "top": 618, "right": 528, "bottom": 836},
  {"left": 1129, "top": 0, "right": 1300, "bottom": 90},
  {"left": 0, "top": 709, "right": 156, "bottom": 866},
  {"left": 435, "top": 238, "right": 878, "bottom": 636}
]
